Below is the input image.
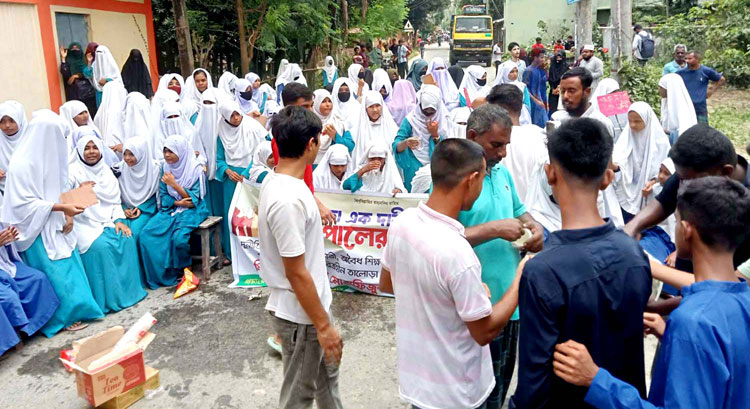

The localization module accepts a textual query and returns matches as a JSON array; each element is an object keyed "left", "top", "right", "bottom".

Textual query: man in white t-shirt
[
  {"left": 380, "top": 138, "right": 525, "bottom": 409},
  {"left": 492, "top": 42, "right": 504, "bottom": 71},
  {"left": 259, "top": 106, "right": 343, "bottom": 409}
]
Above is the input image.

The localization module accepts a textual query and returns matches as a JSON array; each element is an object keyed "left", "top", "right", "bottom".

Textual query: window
[
  {"left": 455, "top": 17, "right": 491, "bottom": 33},
  {"left": 55, "top": 12, "right": 89, "bottom": 48}
]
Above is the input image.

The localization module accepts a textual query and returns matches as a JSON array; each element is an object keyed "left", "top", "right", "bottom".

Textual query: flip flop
[
  {"left": 65, "top": 322, "right": 89, "bottom": 331},
  {"left": 267, "top": 336, "right": 282, "bottom": 354}
]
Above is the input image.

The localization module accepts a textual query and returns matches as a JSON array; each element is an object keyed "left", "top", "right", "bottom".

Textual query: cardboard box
[
  {"left": 98, "top": 385, "right": 144, "bottom": 409},
  {"left": 143, "top": 366, "right": 160, "bottom": 391},
  {"left": 59, "top": 326, "right": 155, "bottom": 407}
]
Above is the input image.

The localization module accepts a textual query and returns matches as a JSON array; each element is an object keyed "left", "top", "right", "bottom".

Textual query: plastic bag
[{"left": 174, "top": 268, "right": 200, "bottom": 299}]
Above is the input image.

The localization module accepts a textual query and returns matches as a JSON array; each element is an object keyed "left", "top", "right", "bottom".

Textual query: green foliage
[
  {"left": 709, "top": 101, "right": 750, "bottom": 147},
  {"left": 534, "top": 20, "right": 571, "bottom": 48},
  {"left": 618, "top": 61, "right": 664, "bottom": 116},
  {"left": 407, "top": 0, "right": 451, "bottom": 31},
  {"left": 351, "top": 0, "right": 408, "bottom": 40}
]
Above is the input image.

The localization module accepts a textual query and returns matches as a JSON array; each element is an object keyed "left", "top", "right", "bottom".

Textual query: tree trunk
[
  {"left": 341, "top": 0, "right": 349, "bottom": 46},
  {"left": 171, "top": 0, "right": 194, "bottom": 75},
  {"left": 246, "top": 0, "right": 269, "bottom": 65},
  {"left": 609, "top": 0, "right": 632, "bottom": 82},
  {"left": 362, "top": 0, "right": 367, "bottom": 23},
  {"left": 575, "top": 0, "right": 593, "bottom": 57},
  {"left": 235, "top": 0, "right": 249, "bottom": 74}
]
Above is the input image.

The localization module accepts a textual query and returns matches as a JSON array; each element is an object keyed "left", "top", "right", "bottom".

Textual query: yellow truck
[{"left": 449, "top": 5, "right": 494, "bottom": 66}]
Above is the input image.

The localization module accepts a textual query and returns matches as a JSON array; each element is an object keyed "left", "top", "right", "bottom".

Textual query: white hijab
[
  {"left": 658, "top": 73, "right": 697, "bottom": 136},
  {"left": 371, "top": 68, "right": 393, "bottom": 102},
  {"left": 313, "top": 144, "right": 353, "bottom": 191},
  {"left": 92, "top": 45, "right": 122, "bottom": 92},
  {"left": 244, "top": 72, "right": 265, "bottom": 106},
  {"left": 69, "top": 135, "right": 125, "bottom": 254},
  {"left": 183, "top": 68, "right": 214, "bottom": 118},
  {"left": 356, "top": 141, "right": 405, "bottom": 194},
  {"left": 275, "top": 63, "right": 307, "bottom": 87},
  {"left": 217, "top": 72, "right": 238, "bottom": 99},
  {"left": 410, "top": 164, "right": 432, "bottom": 194},
  {"left": 163, "top": 134, "right": 206, "bottom": 200},
  {"left": 0, "top": 101, "right": 27, "bottom": 191},
  {"left": 217, "top": 101, "right": 265, "bottom": 168},
  {"left": 276, "top": 59, "right": 289, "bottom": 79},
  {"left": 426, "top": 57, "right": 459, "bottom": 109},
  {"left": 149, "top": 89, "right": 180, "bottom": 159},
  {"left": 1, "top": 111, "right": 77, "bottom": 258},
  {"left": 347, "top": 64, "right": 369, "bottom": 93},
  {"left": 123, "top": 92, "right": 152, "bottom": 141},
  {"left": 313, "top": 89, "right": 345, "bottom": 163},
  {"left": 495, "top": 60, "right": 526, "bottom": 90},
  {"left": 458, "top": 65, "right": 489, "bottom": 106},
  {"left": 248, "top": 141, "right": 273, "bottom": 183},
  {"left": 592, "top": 78, "right": 620, "bottom": 106},
  {"left": 447, "top": 106, "right": 471, "bottom": 139},
  {"left": 331, "top": 78, "right": 361, "bottom": 129},
  {"left": 59, "top": 100, "right": 98, "bottom": 135},
  {"left": 233, "top": 78, "right": 259, "bottom": 115},
  {"left": 69, "top": 126, "right": 119, "bottom": 167},
  {"left": 323, "top": 56, "right": 337, "bottom": 83},
  {"left": 352, "top": 91, "right": 399, "bottom": 165},
  {"left": 94, "top": 81, "right": 128, "bottom": 148},
  {"left": 114, "top": 137, "right": 161, "bottom": 209},
  {"left": 405, "top": 84, "right": 450, "bottom": 165},
  {"left": 159, "top": 101, "right": 205, "bottom": 164},
  {"left": 157, "top": 73, "right": 186, "bottom": 100},
  {"left": 195, "top": 88, "right": 221, "bottom": 180},
  {"left": 613, "top": 102, "right": 671, "bottom": 215}
]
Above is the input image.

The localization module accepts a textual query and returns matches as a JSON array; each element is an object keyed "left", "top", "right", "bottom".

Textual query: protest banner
[
  {"left": 227, "top": 181, "right": 425, "bottom": 296},
  {"left": 596, "top": 91, "right": 631, "bottom": 117}
]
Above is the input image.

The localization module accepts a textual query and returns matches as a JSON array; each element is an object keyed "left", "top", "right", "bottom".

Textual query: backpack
[{"left": 639, "top": 33, "right": 655, "bottom": 59}]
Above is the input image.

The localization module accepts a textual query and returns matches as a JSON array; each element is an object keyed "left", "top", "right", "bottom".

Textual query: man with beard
[{"left": 578, "top": 45, "right": 603, "bottom": 92}]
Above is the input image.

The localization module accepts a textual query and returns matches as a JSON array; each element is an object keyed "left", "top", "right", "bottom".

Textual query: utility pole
[
  {"left": 575, "top": 0, "right": 593, "bottom": 55},
  {"left": 171, "top": 0, "right": 194, "bottom": 75}
]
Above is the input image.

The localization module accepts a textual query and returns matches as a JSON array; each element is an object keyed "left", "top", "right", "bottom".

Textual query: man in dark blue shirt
[
  {"left": 676, "top": 51, "right": 725, "bottom": 124},
  {"left": 553, "top": 176, "right": 750, "bottom": 409},
  {"left": 510, "top": 118, "right": 651, "bottom": 409}
]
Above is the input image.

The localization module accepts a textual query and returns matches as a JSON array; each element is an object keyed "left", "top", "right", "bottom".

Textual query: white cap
[{"left": 583, "top": 44, "right": 595, "bottom": 51}]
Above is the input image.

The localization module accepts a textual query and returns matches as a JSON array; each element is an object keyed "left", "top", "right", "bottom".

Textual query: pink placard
[{"left": 597, "top": 91, "right": 631, "bottom": 117}]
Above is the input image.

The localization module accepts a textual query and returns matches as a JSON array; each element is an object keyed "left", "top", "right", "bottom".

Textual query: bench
[{"left": 191, "top": 216, "right": 224, "bottom": 281}]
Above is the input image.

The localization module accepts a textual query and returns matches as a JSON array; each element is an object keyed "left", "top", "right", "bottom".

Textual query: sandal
[
  {"left": 65, "top": 322, "right": 88, "bottom": 331},
  {"left": 223, "top": 259, "right": 231, "bottom": 266},
  {"left": 267, "top": 336, "right": 282, "bottom": 354}
]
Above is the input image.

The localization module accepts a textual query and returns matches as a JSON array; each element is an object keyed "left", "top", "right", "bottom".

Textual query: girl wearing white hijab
[
  {"left": 122, "top": 92, "right": 152, "bottom": 142},
  {"left": 613, "top": 101, "right": 671, "bottom": 217},
  {"left": 447, "top": 106, "right": 471, "bottom": 139},
  {"left": 347, "top": 63, "right": 370, "bottom": 99},
  {"left": 496, "top": 60, "right": 533, "bottom": 125},
  {"left": 59, "top": 100, "right": 98, "bottom": 134},
  {"left": 313, "top": 144, "right": 354, "bottom": 191},
  {"left": 393, "top": 84, "right": 448, "bottom": 191},
  {"left": 233, "top": 78, "right": 260, "bottom": 115},
  {"left": 139, "top": 134, "right": 209, "bottom": 288},
  {"left": 0, "top": 101, "right": 27, "bottom": 192},
  {"left": 275, "top": 63, "right": 307, "bottom": 101},
  {"left": 322, "top": 56, "right": 339, "bottom": 88},
  {"left": 658, "top": 73, "right": 697, "bottom": 144},
  {"left": 216, "top": 101, "right": 267, "bottom": 259},
  {"left": 244, "top": 72, "right": 275, "bottom": 115},
  {"left": 149, "top": 88, "right": 180, "bottom": 158},
  {"left": 458, "top": 65, "right": 489, "bottom": 107},
  {"left": 276, "top": 59, "right": 289, "bottom": 80},
  {"left": 69, "top": 126, "right": 119, "bottom": 167},
  {"left": 591, "top": 78, "right": 628, "bottom": 141},
  {"left": 69, "top": 134, "right": 147, "bottom": 313},
  {"left": 157, "top": 73, "right": 186, "bottom": 100},
  {"left": 343, "top": 140, "right": 405, "bottom": 195},
  {"left": 157, "top": 101, "right": 206, "bottom": 165},
  {"left": 371, "top": 68, "right": 393, "bottom": 103},
  {"left": 94, "top": 81, "right": 128, "bottom": 154},
  {"left": 217, "top": 71, "right": 238, "bottom": 99},
  {"left": 194, "top": 88, "right": 221, "bottom": 199},
  {"left": 331, "top": 78, "right": 361, "bottom": 130},
  {"left": 113, "top": 137, "right": 161, "bottom": 244},
  {"left": 1, "top": 111, "right": 103, "bottom": 335},
  {"left": 247, "top": 140, "right": 274, "bottom": 184},
  {"left": 183, "top": 68, "right": 214, "bottom": 123},
  {"left": 426, "top": 57, "right": 460, "bottom": 111},
  {"left": 352, "top": 91, "right": 399, "bottom": 165},
  {"left": 312, "top": 89, "right": 354, "bottom": 165},
  {"left": 91, "top": 45, "right": 123, "bottom": 106}
]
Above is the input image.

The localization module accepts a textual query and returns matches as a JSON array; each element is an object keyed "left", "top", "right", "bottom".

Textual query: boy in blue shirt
[
  {"left": 553, "top": 176, "right": 750, "bottom": 409},
  {"left": 676, "top": 51, "right": 725, "bottom": 124}
]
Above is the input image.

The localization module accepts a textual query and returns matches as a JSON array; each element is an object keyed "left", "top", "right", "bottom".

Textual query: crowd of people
[{"left": 1, "top": 33, "right": 749, "bottom": 409}]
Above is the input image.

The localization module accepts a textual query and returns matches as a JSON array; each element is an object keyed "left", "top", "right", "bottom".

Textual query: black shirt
[
  {"left": 564, "top": 40, "right": 575, "bottom": 51},
  {"left": 510, "top": 221, "right": 651, "bottom": 409}
]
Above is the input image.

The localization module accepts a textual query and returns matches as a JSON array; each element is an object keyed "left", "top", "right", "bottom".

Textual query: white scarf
[
  {"left": 233, "top": 78, "right": 260, "bottom": 115},
  {"left": 323, "top": 56, "right": 338, "bottom": 83},
  {"left": 195, "top": 88, "right": 221, "bottom": 180},
  {"left": 371, "top": 68, "right": 393, "bottom": 102},
  {"left": 157, "top": 73, "right": 185, "bottom": 100},
  {"left": 458, "top": 65, "right": 489, "bottom": 105},
  {"left": 217, "top": 72, "right": 238, "bottom": 99},
  {"left": 347, "top": 64, "right": 369, "bottom": 93},
  {"left": 69, "top": 126, "right": 119, "bottom": 167},
  {"left": 69, "top": 135, "right": 125, "bottom": 254},
  {"left": 94, "top": 81, "right": 128, "bottom": 148},
  {"left": 447, "top": 106, "right": 471, "bottom": 139},
  {"left": 275, "top": 63, "right": 307, "bottom": 88},
  {"left": 59, "top": 100, "right": 99, "bottom": 135},
  {"left": 244, "top": 72, "right": 265, "bottom": 106},
  {"left": 217, "top": 101, "right": 265, "bottom": 168},
  {"left": 149, "top": 89, "right": 180, "bottom": 160},
  {"left": 91, "top": 45, "right": 122, "bottom": 92},
  {"left": 426, "top": 57, "right": 459, "bottom": 109},
  {"left": 183, "top": 68, "right": 214, "bottom": 118},
  {"left": 0, "top": 101, "right": 27, "bottom": 192},
  {"left": 313, "top": 89, "right": 345, "bottom": 164},
  {"left": 248, "top": 141, "right": 273, "bottom": 183},
  {"left": 352, "top": 91, "right": 399, "bottom": 165},
  {"left": 613, "top": 102, "right": 671, "bottom": 215},
  {"left": 158, "top": 101, "right": 205, "bottom": 165},
  {"left": 405, "top": 84, "right": 450, "bottom": 165},
  {"left": 313, "top": 144, "right": 353, "bottom": 191},
  {"left": 163, "top": 134, "right": 206, "bottom": 200},
  {"left": 1, "top": 111, "right": 77, "bottom": 258},
  {"left": 123, "top": 92, "right": 152, "bottom": 141},
  {"left": 356, "top": 141, "right": 405, "bottom": 194},
  {"left": 331, "top": 78, "right": 361, "bottom": 129},
  {"left": 410, "top": 164, "right": 432, "bottom": 194},
  {"left": 114, "top": 137, "right": 160, "bottom": 209},
  {"left": 658, "top": 73, "right": 697, "bottom": 136}
]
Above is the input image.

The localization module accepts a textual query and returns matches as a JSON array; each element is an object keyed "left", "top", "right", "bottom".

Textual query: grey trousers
[{"left": 270, "top": 312, "right": 343, "bottom": 409}]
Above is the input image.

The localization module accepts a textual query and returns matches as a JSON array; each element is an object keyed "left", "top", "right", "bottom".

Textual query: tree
[
  {"left": 575, "top": 0, "right": 593, "bottom": 52},
  {"left": 171, "top": 0, "right": 195, "bottom": 75},
  {"left": 407, "top": 0, "right": 451, "bottom": 31}
]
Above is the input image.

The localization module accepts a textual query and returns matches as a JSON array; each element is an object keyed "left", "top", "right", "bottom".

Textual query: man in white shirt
[
  {"left": 492, "top": 42, "right": 504, "bottom": 71},
  {"left": 380, "top": 138, "right": 524, "bottom": 409},
  {"left": 487, "top": 84, "right": 548, "bottom": 205},
  {"left": 259, "top": 106, "right": 343, "bottom": 409},
  {"left": 632, "top": 24, "right": 653, "bottom": 65},
  {"left": 578, "top": 44, "right": 603, "bottom": 93}
]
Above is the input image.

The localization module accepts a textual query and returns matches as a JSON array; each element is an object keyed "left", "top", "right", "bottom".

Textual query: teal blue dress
[
  {"left": 21, "top": 236, "right": 103, "bottom": 337},
  {"left": 206, "top": 179, "right": 224, "bottom": 217},
  {"left": 215, "top": 138, "right": 252, "bottom": 261},
  {"left": 392, "top": 120, "right": 443, "bottom": 192},
  {"left": 121, "top": 195, "right": 158, "bottom": 274},
  {"left": 79, "top": 227, "right": 147, "bottom": 314},
  {"left": 322, "top": 71, "right": 339, "bottom": 88},
  {"left": 342, "top": 173, "right": 364, "bottom": 192},
  {"left": 139, "top": 177, "right": 209, "bottom": 289}
]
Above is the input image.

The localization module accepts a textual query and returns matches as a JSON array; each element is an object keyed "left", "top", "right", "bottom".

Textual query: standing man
[
  {"left": 397, "top": 39, "right": 410, "bottom": 79},
  {"left": 531, "top": 37, "right": 545, "bottom": 53},
  {"left": 459, "top": 104, "right": 545, "bottom": 409},
  {"left": 564, "top": 35, "right": 575, "bottom": 51},
  {"left": 578, "top": 45, "right": 603, "bottom": 92},
  {"left": 677, "top": 51, "right": 726, "bottom": 124},
  {"left": 418, "top": 36, "right": 425, "bottom": 59},
  {"left": 492, "top": 41, "right": 504, "bottom": 71},
  {"left": 631, "top": 24, "right": 654, "bottom": 65},
  {"left": 524, "top": 49, "right": 550, "bottom": 128},
  {"left": 380, "top": 138, "right": 522, "bottom": 409},
  {"left": 259, "top": 106, "right": 343, "bottom": 409},
  {"left": 367, "top": 43, "right": 381, "bottom": 70},
  {"left": 506, "top": 42, "right": 527, "bottom": 83},
  {"left": 662, "top": 44, "right": 687, "bottom": 75}
]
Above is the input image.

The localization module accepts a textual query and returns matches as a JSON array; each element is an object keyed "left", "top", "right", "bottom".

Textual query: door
[{"left": 55, "top": 12, "right": 89, "bottom": 48}]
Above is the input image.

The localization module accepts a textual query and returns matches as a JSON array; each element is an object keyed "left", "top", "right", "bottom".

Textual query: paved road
[{"left": 418, "top": 42, "right": 497, "bottom": 84}]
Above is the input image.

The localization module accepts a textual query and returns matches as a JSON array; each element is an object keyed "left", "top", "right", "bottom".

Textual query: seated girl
[
  {"left": 247, "top": 141, "right": 273, "bottom": 184},
  {"left": 343, "top": 141, "right": 404, "bottom": 195},
  {"left": 69, "top": 135, "right": 147, "bottom": 313},
  {"left": 139, "top": 135, "right": 208, "bottom": 289},
  {"left": 313, "top": 144, "right": 354, "bottom": 191},
  {"left": 114, "top": 137, "right": 161, "bottom": 243}
]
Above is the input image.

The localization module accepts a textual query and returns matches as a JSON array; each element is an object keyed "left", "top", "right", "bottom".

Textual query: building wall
[
  {"left": 0, "top": 2, "right": 51, "bottom": 113},
  {"left": 503, "top": 0, "right": 610, "bottom": 46}
]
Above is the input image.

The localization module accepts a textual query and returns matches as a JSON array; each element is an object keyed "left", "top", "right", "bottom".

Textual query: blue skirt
[
  {"left": 21, "top": 236, "right": 103, "bottom": 337},
  {"left": 80, "top": 228, "right": 147, "bottom": 314}
]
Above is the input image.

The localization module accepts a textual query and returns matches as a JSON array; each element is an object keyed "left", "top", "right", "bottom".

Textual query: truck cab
[{"left": 449, "top": 5, "right": 493, "bottom": 66}]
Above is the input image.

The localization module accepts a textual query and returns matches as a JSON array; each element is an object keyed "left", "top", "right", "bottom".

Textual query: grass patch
[{"left": 707, "top": 89, "right": 750, "bottom": 153}]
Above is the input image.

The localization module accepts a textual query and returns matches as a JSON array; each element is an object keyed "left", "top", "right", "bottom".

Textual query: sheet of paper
[{"left": 60, "top": 185, "right": 99, "bottom": 208}]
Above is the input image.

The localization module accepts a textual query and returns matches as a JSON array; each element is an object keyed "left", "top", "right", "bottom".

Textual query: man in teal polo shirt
[{"left": 459, "top": 103, "right": 544, "bottom": 409}]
